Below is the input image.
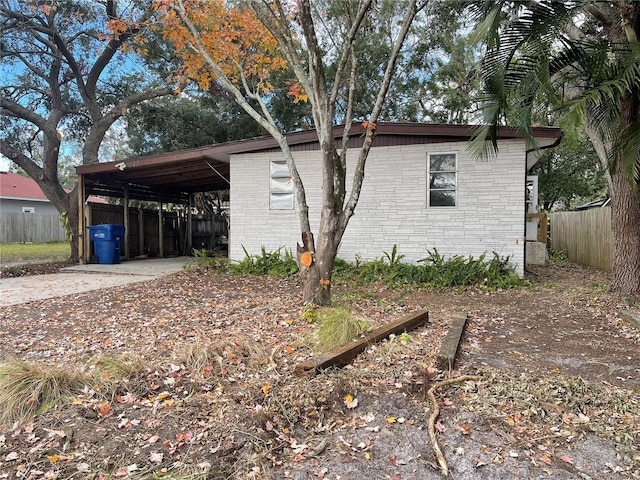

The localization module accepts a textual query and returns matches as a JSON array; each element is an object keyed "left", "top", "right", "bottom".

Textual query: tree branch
[
  {"left": 340, "top": 0, "right": 422, "bottom": 233},
  {"left": 0, "top": 97, "right": 51, "bottom": 135}
]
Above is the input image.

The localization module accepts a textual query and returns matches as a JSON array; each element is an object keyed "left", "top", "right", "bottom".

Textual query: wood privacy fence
[
  {"left": 0, "top": 212, "right": 67, "bottom": 243},
  {"left": 88, "top": 204, "right": 227, "bottom": 258},
  {"left": 550, "top": 207, "right": 612, "bottom": 271}
]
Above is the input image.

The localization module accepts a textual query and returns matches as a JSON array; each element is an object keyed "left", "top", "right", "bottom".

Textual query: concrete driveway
[{"left": 0, "top": 257, "right": 190, "bottom": 307}]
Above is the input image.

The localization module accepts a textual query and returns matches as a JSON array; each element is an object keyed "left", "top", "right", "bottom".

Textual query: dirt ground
[{"left": 0, "top": 260, "right": 638, "bottom": 480}]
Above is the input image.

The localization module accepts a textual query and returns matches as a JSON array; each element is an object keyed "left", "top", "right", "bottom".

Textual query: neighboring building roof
[
  {"left": 0, "top": 171, "right": 107, "bottom": 204},
  {"left": 575, "top": 197, "right": 611, "bottom": 210},
  {"left": 0, "top": 171, "right": 48, "bottom": 201}
]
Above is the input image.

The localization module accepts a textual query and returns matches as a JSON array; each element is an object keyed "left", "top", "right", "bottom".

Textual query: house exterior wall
[
  {"left": 229, "top": 139, "right": 528, "bottom": 275},
  {"left": 0, "top": 198, "right": 59, "bottom": 214}
]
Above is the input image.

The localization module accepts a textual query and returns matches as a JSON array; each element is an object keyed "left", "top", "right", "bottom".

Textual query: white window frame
[
  {"left": 22, "top": 206, "right": 35, "bottom": 213},
  {"left": 269, "top": 159, "right": 294, "bottom": 210},
  {"left": 427, "top": 152, "right": 457, "bottom": 207}
]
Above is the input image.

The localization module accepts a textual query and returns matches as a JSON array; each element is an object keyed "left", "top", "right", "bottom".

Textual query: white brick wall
[{"left": 230, "top": 139, "right": 528, "bottom": 275}]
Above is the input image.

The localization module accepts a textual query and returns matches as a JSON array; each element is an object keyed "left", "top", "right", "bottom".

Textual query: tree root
[{"left": 427, "top": 375, "right": 482, "bottom": 476}]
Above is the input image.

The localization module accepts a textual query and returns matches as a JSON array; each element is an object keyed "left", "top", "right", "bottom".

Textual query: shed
[{"left": 76, "top": 122, "right": 561, "bottom": 272}]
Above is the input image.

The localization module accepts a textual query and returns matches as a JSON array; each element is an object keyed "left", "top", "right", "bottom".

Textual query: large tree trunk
[
  {"left": 609, "top": 89, "right": 640, "bottom": 293},
  {"left": 609, "top": 167, "right": 640, "bottom": 293}
]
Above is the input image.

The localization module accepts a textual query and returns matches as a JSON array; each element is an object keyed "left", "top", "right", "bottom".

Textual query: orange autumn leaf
[
  {"left": 154, "top": 0, "right": 287, "bottom": 93},
  {"left": 98, "top": 401, "right": 110, "bottom": 416},
  {"left": 262, "top": 384, "right": 271, "bottom": 395}
]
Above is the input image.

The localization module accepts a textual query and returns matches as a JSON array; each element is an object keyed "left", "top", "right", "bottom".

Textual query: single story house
[
  {"left": 0, "top": 171, "right": 62, "bottom": 214},
  {"left": 0, "top": 171, "right": 108, "bottom": 214},
  {"left": 76, "top": 123, "right": 561, "bottom": 274}
]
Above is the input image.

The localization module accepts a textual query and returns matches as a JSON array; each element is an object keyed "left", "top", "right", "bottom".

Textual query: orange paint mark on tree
[{"left": 299, "top": 251, "right": 313, "bottom": 267}]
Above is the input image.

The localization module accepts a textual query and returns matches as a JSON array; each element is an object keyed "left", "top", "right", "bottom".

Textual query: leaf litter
[{"left": 0, "top": 261, "right": 638, "bottom": 479}]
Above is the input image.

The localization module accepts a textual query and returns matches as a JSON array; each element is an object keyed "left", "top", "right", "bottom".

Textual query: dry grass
[
  {"left": 313, "top": 306, "right": 370, "bottom": 351},
  {"left": 0, "top": 356, "right": 91, "bottom": 426},
  {"left": 172, "top": 334, "right": 267, "bottom": 378}
]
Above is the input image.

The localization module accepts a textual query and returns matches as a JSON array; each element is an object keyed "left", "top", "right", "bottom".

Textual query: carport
[
  {"left": 75, "top": 130, "right": 324, "bottom": 263},
  {"left": 76, "top": 143, "right": 231, "bottom": 263}
]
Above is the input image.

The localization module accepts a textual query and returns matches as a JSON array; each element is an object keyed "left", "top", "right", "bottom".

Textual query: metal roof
[{"left": 76, "top": 123, "right": 562, "bottom": 203}]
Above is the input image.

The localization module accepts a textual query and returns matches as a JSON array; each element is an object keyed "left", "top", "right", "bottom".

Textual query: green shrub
[
  {"left": 333, "top": 246, "right": 524, "bottom": 290},
  {"left": 232, "top": 246, "right": 299, "bottom": 277}
]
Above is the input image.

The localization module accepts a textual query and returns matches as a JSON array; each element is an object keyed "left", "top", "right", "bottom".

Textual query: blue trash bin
[{"left": 88, "top": 224, "right": 125, "bottom": 264}]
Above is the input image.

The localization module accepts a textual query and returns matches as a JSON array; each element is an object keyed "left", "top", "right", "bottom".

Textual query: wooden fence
[
  {"left": 0, "top": 212, "right": 67, "bottom": 243},
  {"left": 88, "top": 204, "right": 227, "bottom": 259},
  {"left": 550, "top": 207, "right": 612, "bottom": 271}
]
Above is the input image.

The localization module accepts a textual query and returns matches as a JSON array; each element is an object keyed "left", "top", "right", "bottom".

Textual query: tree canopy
[
  {"left": 472, "top": 0, "right": 640, "bottom": 293},
  {"left": 0, "top": 0, "right": 177, "bottom": 259}
]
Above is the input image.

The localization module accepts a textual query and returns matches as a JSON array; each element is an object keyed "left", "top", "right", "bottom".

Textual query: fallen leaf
[
  {"left": 458, "top": 423, "right": 472, "bottom": 435},
  {"left": 558, "top": 455, "right": 574, "bottom": 465},
  {"left": 149, "top": 452, "right": 163, "bottom": 463},
  {"left": 5, "top": 452, "right": 19, "bottom": 462},
  {"left": 344, "top": 394, "right": 358, "bottom": 409},
  {"left": 540, "top": 454, "right": 553, "bottom": 465}
]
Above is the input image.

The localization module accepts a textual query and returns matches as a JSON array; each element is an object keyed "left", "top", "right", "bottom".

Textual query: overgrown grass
[
  {"left": 312, "top": 306, "right": 370, "bottom": 351},
  {"left": 172, "top": 335, "right": 266, "bottom": 379},
  {"left": 0, "top": 357, "right": 91, "bottom": 426},
  {"left": 0, "top": 241, "right": 70, "bottom": 263}
]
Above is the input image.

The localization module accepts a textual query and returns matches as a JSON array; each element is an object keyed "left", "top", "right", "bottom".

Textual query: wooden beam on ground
[
  {"left": 437, "top": 312, "right": 468, "bottom": 371},
  {"left": 294, "top": 310, "right": 429, "bottom": 377}
]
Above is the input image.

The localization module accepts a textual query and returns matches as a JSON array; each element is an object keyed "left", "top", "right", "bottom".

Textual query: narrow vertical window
[
  {"left": 428, "top": 153, "right": 457, "bottom": 207},
  {"left": 270, "top": 160, "right": 294, "bottom": 209}
]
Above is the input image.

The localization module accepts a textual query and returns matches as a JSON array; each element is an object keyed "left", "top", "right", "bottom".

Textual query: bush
[
  {"left": 333, "top": 246, "right": 524, "bottom": 290},
  {"left": 232, "top": 246, "right": 299, "bottom": 276}
]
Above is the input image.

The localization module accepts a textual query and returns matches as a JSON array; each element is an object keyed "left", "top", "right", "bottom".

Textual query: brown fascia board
[{"left": 76, "top": 123, "right": 562, "bottom": 175}]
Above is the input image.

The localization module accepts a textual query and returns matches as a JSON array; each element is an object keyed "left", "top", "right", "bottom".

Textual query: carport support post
[
  {"left": 123, "top": 183, "right": 130, "bottom": 260},
  {"left": 158, "top": 195, "right": 164, "bottom": 258},
  {"left": 77, "top": 174, "right": 86, "bottom": 264},
  {"left": 138, "top": 206, "right": 144, "bottom": 256},
  {"left": 187, "top": 193, "right": 193, "bottom": 255}
]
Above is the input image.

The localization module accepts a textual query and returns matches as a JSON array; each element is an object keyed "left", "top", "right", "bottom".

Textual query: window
[
  {"left": 22, "top": 206, "right": 35, "bottom": 213},
  {"left": 270, "top": 160, "right": 294, "bottom": 209},
  {"left": 427, "top": 153, "right": 456, "bottom": 207}
]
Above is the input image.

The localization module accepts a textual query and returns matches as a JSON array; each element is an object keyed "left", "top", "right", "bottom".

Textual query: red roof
[
  {"left": 0, "top": 171, "right": 47, "bottom": 200},
  {"left": 0, "top": 171, "right": 107, "bottom": 204}
]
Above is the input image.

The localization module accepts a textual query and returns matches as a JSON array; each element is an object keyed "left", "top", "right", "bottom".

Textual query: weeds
[
  {"left": 232, "top": 246, "right": 298, "bottom": 276},
  {"left": 172, "top": 335, "right": 265, "bottom": 379},
  {"left": 0, "top": 357, "right": 92, "bottom": 426},
  {"left": 313, "top": 307, "right": 370, "bottom": 351},
  {"left": 336, "top": 247, "right": 524, "bottom": 290},
  {"left": 220, "top": 245, "right": 523, "bottom": 290},
  {"left": 184, "top": 248, "right": 230, "bottom": 271}
]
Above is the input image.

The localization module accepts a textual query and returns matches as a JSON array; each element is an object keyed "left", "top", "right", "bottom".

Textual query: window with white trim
[
  {"left": 270, "top": 160, "right": 294, "bottom": 209},
  {"left": 22, "top": 206, "right": 35, "bottom": 213},
  {"left": 427, "top": 152, "right": 457, "bottom": 207}
]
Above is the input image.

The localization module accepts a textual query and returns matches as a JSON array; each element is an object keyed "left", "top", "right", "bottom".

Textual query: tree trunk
[
  {"left": 610, "top": 168, "right": 640, "bottom": 293},
  {"left": 63, "top": 193, "right": 80, "bottom": 263},
  {"left": 301, "top": 214, "right": 338, "bottom": 306},
  {"left": 609, "top": 88, "right": 640, "bottom": 293}
]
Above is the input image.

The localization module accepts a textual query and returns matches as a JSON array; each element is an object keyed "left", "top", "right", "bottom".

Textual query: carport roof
[{"left": 76, "top": 122, "right": 561, "bottom": 203}]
